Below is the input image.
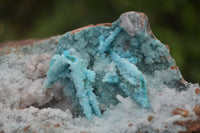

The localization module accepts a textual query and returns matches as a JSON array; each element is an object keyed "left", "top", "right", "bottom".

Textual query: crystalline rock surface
[{"left": 0, "top": 11, "right": 200, "bottom": 133}]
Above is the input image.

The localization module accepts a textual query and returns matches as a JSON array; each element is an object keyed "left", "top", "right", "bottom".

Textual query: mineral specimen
[
  {"left": 0, "top": 11, "right": 199, "bottom": 133},
  {"left": 44, "top": 11, "right": 183, "bottom": 119}
]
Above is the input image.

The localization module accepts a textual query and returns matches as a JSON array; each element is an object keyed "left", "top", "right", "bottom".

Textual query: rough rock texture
[
  {"left": 44, "top": 11, "right": 183, "bottom": 119},
  {"left": 0, "top": 11, "right": 200, "bottom": 133}
]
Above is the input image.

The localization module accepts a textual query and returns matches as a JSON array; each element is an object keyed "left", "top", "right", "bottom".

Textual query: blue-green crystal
[{"left": 44, "top": 11, "right": 183, "bottom": 119}]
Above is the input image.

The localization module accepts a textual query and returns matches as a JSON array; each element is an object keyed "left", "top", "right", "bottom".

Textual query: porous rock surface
[{"left": 0, "top": 11, "right": 200, "bottom": 133}]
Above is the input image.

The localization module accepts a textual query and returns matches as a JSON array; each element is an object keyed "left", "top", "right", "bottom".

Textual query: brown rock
[
  {"left": 44, "top": 124, "right": 51, "bottom": 127},
  {"left": 170, "top": 65, "right": 178, "bottom": 70},
  {"left": 148, "top": 115, "right": 154, "bottom": 122},
  {"left": 195, "top": 88, "right": 200, "bottom": 95},
  {"left": 174, "top": 119, "right": 200, "bottom": 133},
  {"left": 193, "top": 105, "right": 200, "bottom": 116},
  {"left": 54, "top": 124, "right": 60, "bottom": 128},
  {"left": 173, "top": 106, "right": 200, "bottom": 133},
  {"left": 128, "top": 123, "right": 133, "bottom": 127},
  {"left": 23, "top": 125, "right": 31, "bottom": 131},
  {"left": 172, "top": 108, "right": 189, "bottom": 117},
  {"left": 165, "top": 45, "right": 170, "bottom": 50}
]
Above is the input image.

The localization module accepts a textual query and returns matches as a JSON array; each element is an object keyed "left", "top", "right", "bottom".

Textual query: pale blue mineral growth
[
  {"left": 111, "top": 51, "right": 149, "bottom": 108},
  {"left": 102, "top": 62, "right": 119, "bottom": 84},
  {"left": 44, "top": 54, "right": 69, "bottom": 88},
  {"left": 98, "top": 26, "right": 122, "bottom": 53},
  {"left": 44, "top": 49, "right": 101, "bottom": 119},
  {"left": 102, "top": 72, "right": 119, "bottom": 84},
  {"left": 44, "top": 11, "right": 185, "bottom": 119}
]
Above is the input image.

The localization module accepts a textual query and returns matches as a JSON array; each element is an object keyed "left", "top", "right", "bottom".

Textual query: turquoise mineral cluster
[{"left": 44, "top": 11, "right": 183, "bottom": 119}]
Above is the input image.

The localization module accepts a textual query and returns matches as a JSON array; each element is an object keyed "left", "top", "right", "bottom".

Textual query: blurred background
[{"left": 0, "top": 0, "right": 200, "bottom": 83}]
